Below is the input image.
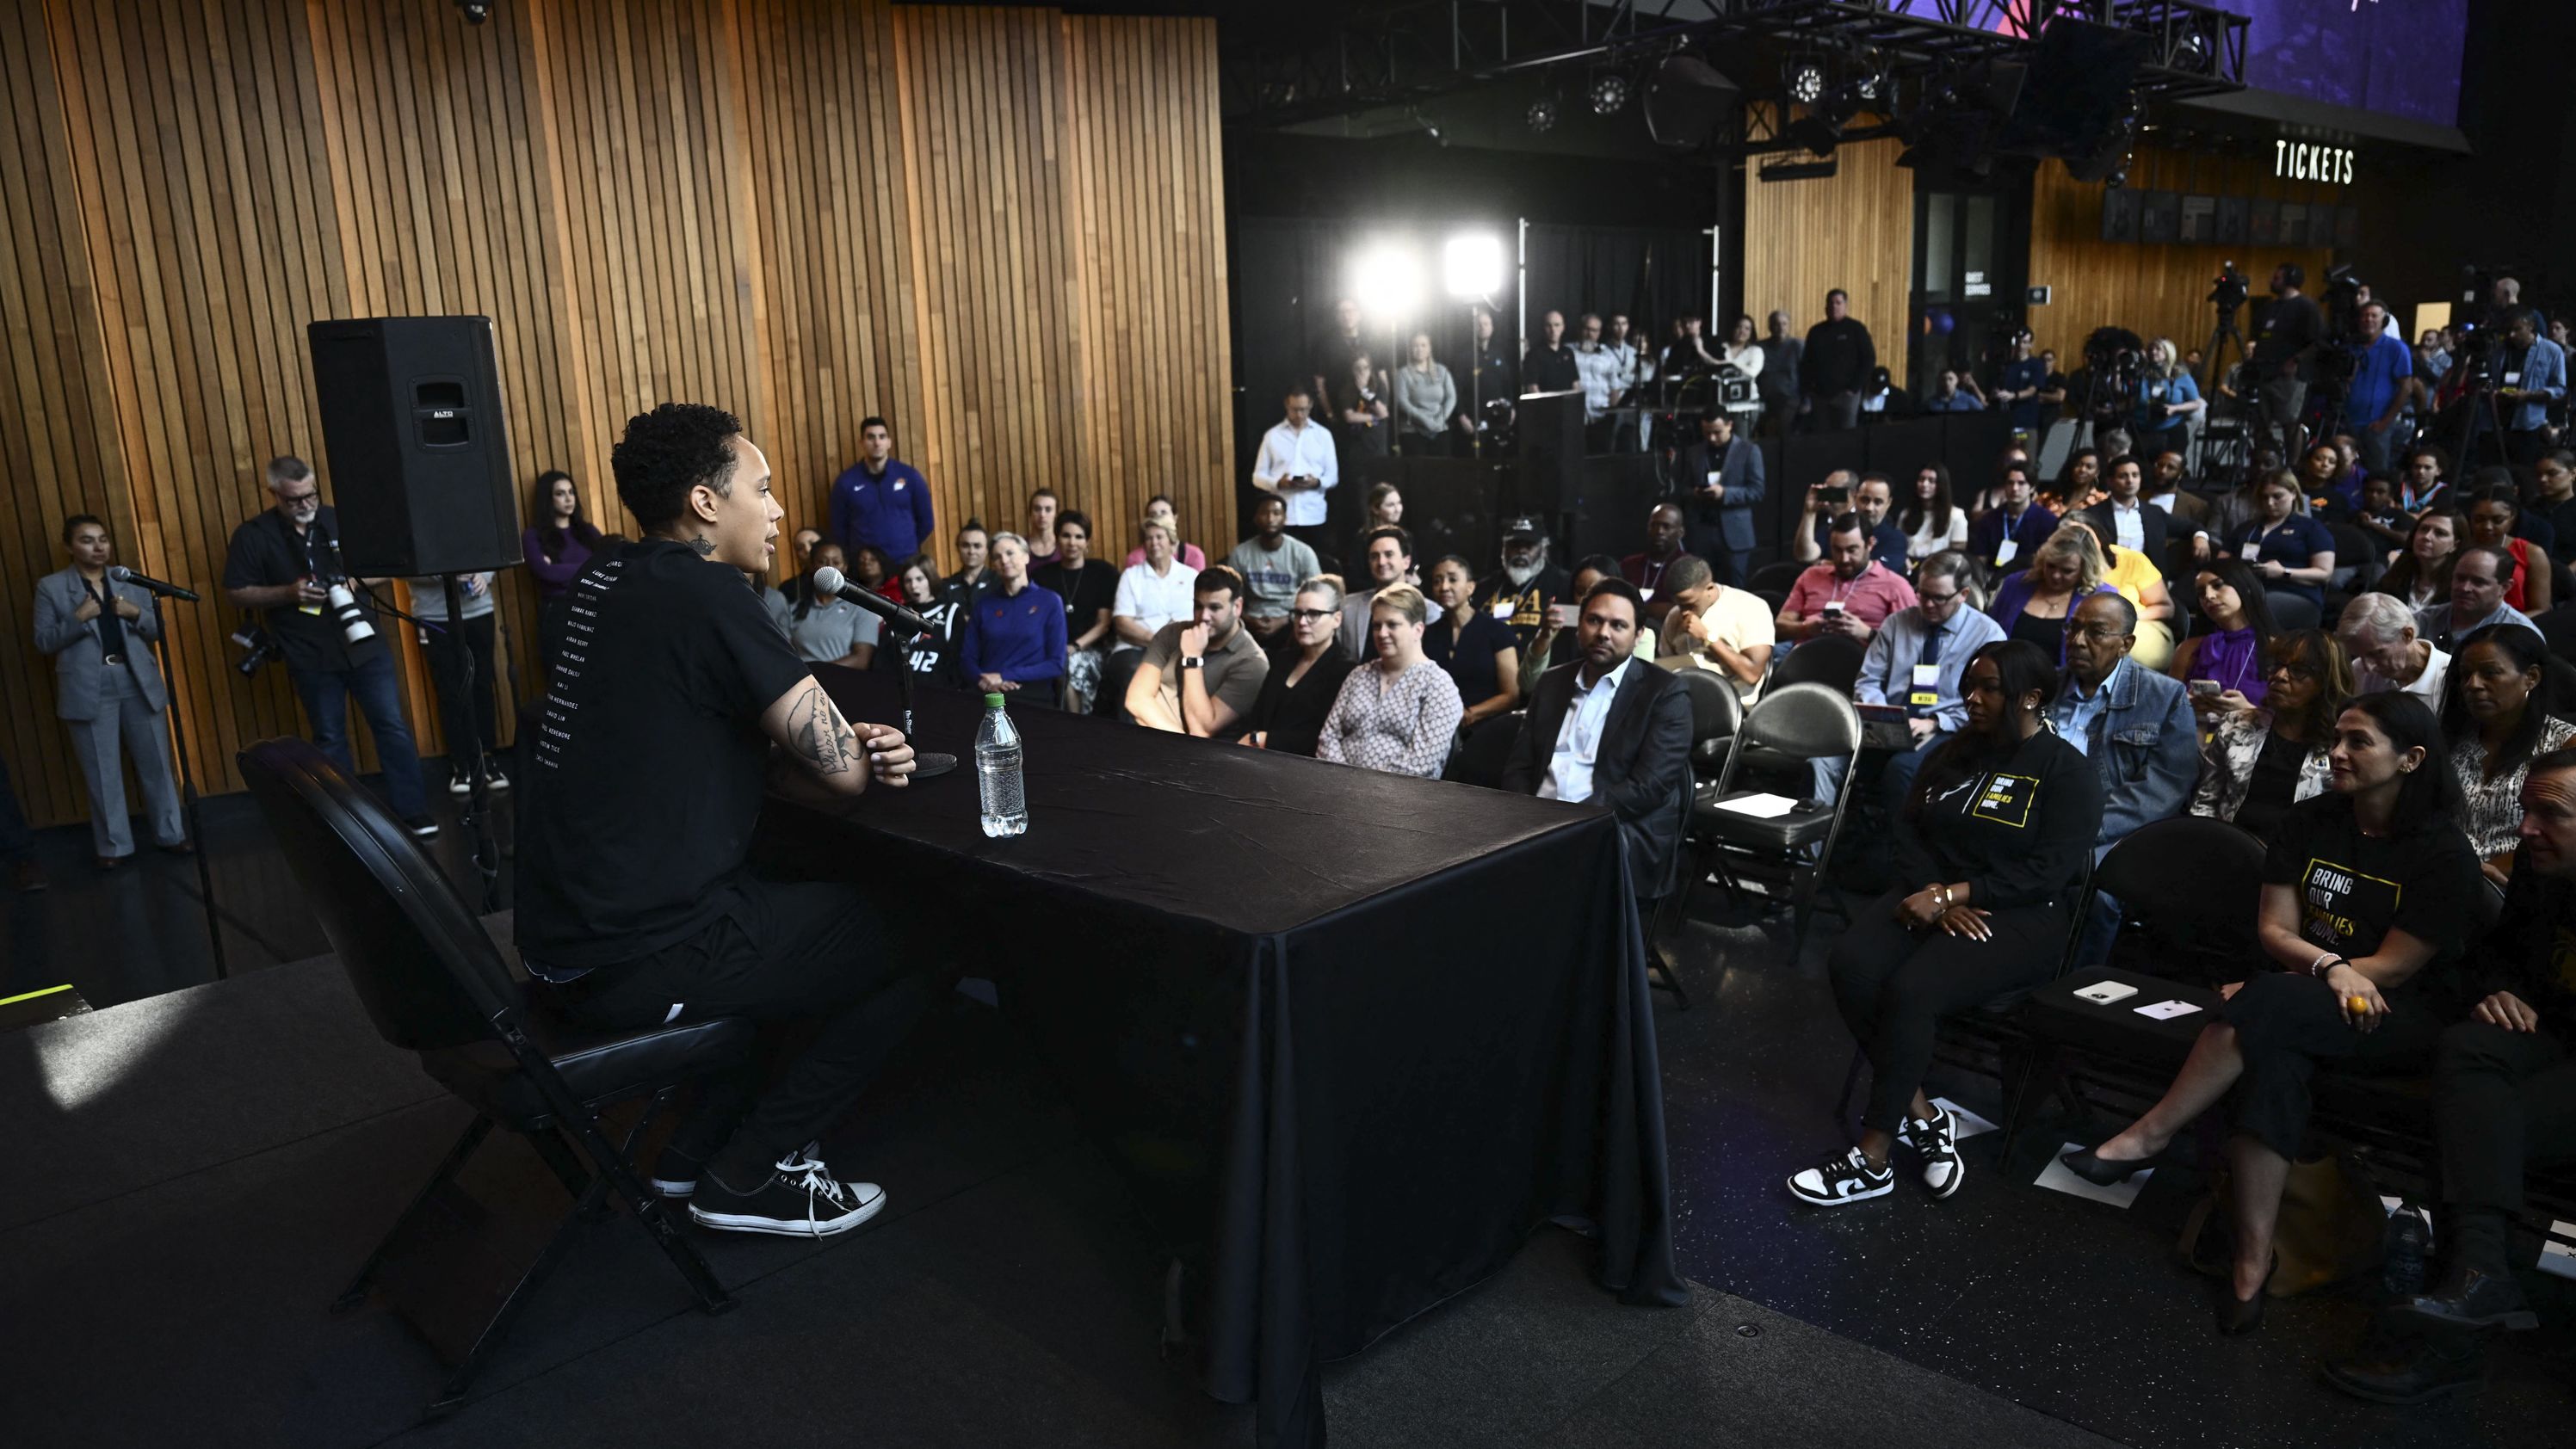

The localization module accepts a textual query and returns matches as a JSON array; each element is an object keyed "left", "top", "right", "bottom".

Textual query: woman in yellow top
[{"left": 2068, "top": 515, "right": 2175, "bottom": 669}]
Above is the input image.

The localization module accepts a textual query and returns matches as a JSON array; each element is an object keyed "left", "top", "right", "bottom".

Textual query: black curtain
[{"left": 1521, "top": 224, "right": 1709, "bottom": 343}]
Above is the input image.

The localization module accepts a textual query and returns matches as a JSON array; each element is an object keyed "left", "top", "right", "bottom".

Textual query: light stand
[
  {"left": 152, "top": 595, "right": 227, "bottom": 980},
  {"left": 893, "top": 632, "right": 960, "bottom": 779}
]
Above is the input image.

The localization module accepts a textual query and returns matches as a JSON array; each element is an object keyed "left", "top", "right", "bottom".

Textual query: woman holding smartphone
[{"left": 2167, "top": 559, "right": 2277, "bottom": 719}]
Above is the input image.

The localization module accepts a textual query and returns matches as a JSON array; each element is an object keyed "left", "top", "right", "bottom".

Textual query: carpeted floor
[{"left": 0, "top": 932, "right": 2116, "bottom": 1449}]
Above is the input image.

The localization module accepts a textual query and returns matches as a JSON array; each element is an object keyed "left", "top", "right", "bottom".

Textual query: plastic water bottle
[
  {"left": 975, "top": 693, "right": 1027, "bottom": 837},
  {"left": 2382, "top": 1201, "right": 2431, "bottom": 1298}
]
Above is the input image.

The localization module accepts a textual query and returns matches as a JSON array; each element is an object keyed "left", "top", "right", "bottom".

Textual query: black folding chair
[
  {"left": 1642, "top": 770, "right": 1700, "bottom": 1010},
  {"left": 1767, "top": 633, "right": 1866, "bottom": 696},
  {"left": 1694, "top": 682, "right": 1861, "bottom": 956},
  {"left": 238, "top": 738, "right": 751, "bottom": 1419},
  {"left": 1748, "top": 559, "right": 1806, "bottom": 598},
  {"left": 1670, "top": 665, "right": 1744, "bottom": 781}
]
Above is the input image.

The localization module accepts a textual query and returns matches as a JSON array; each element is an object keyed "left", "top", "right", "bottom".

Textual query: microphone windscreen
[{"left": 811, "top": 564, "right": 845, "bottom": 597}]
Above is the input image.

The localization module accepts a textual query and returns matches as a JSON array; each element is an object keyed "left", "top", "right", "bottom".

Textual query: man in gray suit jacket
[
  {"left": 1501, "top": 578, "right": 1695, "bottom": 903},
  {"left": 1672, "top": 411, "right": 1766, "bottom": 587},
  {"left": 34, "top": 515, "right": 188, "bottom": 866}
]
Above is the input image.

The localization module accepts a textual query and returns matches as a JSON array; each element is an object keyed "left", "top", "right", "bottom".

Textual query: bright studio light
[
  {"left": 1352, "top": 245, "right": 1424, "bottom": 319},
  {"left": 1442, "top": 233, "right": 1504, "bottom": 301}
]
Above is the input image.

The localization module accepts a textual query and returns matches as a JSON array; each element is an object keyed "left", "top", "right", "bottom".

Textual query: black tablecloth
[{"left": 774, "top": 669, "right": 1683, "bottom": 1447}]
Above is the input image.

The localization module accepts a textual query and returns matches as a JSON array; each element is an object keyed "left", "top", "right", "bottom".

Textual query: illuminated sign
[{"left": 2274, "top": 139, "right": 2355, "bottom": 184}]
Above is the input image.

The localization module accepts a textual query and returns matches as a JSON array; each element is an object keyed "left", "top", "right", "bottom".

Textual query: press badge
[
  {"left": 2240, "top": 540, "right": 2261, "bottom": 563},
  {"left": 1993, "top": 539, "right": 2018, "bottom": 568},
  {"left": 2505, "top": 372, "right": 2523, "bottom": 387},
  {"left": 1910, "top": 663, "right": 1940, "bottom": 709},
  {"left": 1492, "top": 598, "right": 1516, "bottom": 619},
  {"left": 1970, "top": 773, "right": 2040, "bottom": 828}
]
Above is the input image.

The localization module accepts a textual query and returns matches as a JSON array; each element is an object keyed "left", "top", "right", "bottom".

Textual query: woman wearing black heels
[
  {"left": 1788, "top": 641, "right": 2103, "bottom": 1207},
  {"left": 2062, "top": 692, "right": 2482, "bottom": 1332}
]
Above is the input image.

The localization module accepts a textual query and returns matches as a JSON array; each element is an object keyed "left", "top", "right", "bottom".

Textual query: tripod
[
  {"left": 2201, "top": 305, "right": 2250, "bottom": 483},
  {"left": 152, "top": 594, "right": 229, "bottom": 980},
  {"left": 361, "top": 578, "right": 503, "bottom": 915}
]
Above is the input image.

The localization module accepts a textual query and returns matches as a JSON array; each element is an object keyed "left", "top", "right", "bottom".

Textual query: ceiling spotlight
[
  {"left": 453, "top": 0, "right": 491, "bottom": 21},
  {"left": 1850, "top": 48, "right": 1887, "bottom": 101},
  {"left": 2105, "top": 156, "right": 2133, "bottom": 189},
  {"left": 1785, "top": 59, "right": 1825, "bottom": 106},
  {"left": 1590, "top": 71, "right": 1632, "bottom": 115},
  {"left": 2171, "top": 31, "right": 2211, "bottom": 72},
  {"left": 1528, "top": 97, "right": 1559, "bottom": 133}
]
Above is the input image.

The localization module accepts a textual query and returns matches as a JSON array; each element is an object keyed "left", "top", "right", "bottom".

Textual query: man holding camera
[
  {"left": 2251, "top": 262, "right": 2324, "bottom": 458},
  {"left": 222, "top": 456, "right": 436, "bottom": 836}
]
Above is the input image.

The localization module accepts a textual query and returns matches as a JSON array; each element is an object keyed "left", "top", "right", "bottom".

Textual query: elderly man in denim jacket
[{"left": 2048, "top": 591, "right": 2200, "bottom": 959}]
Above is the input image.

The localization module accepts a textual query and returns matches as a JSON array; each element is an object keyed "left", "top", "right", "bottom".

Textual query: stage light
[
  {"left": 1590, "top": 71, "right": 1631, "bottom": 115},
  {"left": 1351, "top": 244, "right": 1424, "bottom": 320},
  {"left": 2171, "top": 31, "right": 2210, "bottom": 72},
  {"left": 1442, "top": 234, "right": 1504, "bottom": 302},
  {"left": 454, "top": 0, "right": 491, "bottom": 21},
  {"left": 1785, "top": 59, "right": 1825, "bottom": 105},
  {"left": 1528, "top": 97, "right": 1558, "bottom": 133}
]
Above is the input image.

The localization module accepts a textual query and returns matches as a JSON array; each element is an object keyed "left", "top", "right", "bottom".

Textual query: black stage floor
[{"left": 2, "top": 764, "right": 2567, "bottom": 1446}]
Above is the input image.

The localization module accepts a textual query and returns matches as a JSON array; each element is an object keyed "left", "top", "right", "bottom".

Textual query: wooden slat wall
[
  {"left": 0, "top": 0, "right": 1230, "bottom": 828},
  {"left": 2026, "top": 148, "right": 2341, "bottom": 366},
  {"left": 1740, "top": 130, "right": 1917, "bottom": 356}
]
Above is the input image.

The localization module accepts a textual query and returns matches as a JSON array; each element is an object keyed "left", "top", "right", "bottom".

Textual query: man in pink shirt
[{"left": 1779, "top": 513, "right": 1918, "bottom": 644}]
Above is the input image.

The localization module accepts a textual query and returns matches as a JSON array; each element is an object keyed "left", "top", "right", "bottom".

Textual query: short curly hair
[{"left": 612, "top": 403, "right": 743, "bottom": 531}]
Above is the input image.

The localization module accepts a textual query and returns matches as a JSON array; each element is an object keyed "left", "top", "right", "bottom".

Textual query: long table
[{"left": 769, "top": 667, "right": 1683, "bottom": 1447}]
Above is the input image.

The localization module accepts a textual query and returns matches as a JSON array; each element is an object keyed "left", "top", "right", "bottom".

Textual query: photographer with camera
[
  {"left": 2495, "top": 309, "right": 2567, "bottom": 465},
  {"left": 221, "top": 456, "right": 436, "bottom": 837},
  {"left": 2251, "top": 262, "right": 2325, "bottom": 458}
]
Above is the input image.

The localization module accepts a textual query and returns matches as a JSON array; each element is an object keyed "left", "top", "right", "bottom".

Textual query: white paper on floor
[
  {"left": 1929, "top": 1097, "right": 1998, "bottom": 1141},
  {"left": 2033, "top": 1142, "right": 2153, "bottom": 1208},
  {"left": 2541, "top": 1222, "right": 2576, "bottom": 1281}
]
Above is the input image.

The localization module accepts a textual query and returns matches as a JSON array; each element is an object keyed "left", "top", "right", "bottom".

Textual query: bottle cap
[{"left": 985, "top": 692, "right": 1006, "bottom": 708}]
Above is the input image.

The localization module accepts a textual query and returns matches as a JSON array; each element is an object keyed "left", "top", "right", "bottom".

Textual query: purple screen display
[{"left": 2233, "top": 0, "right": 2464, "bottom": 127}]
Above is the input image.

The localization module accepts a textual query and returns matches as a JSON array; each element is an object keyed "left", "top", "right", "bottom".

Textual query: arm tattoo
[{"left": 788, "top": 684, "right": 861, "bottom": 775}]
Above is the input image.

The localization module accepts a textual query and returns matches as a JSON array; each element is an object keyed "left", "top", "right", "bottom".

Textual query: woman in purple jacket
[{"left": 522, "top": 470, "right": 602, "bottom": 675}]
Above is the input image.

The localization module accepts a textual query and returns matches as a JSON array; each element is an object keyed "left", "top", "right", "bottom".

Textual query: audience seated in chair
[
  {"left": 2337, "top": 589, "right": 2448, "bottom": 708},
  {"left": 2374, "top": 507, "right": 2461, "bottom": 614},
  {"left": 1549, "top": 553, "right": 1662, "bottom": 669},
  {"left": 1241, "top": 577, "right": 1355, "bottom": 758},
  {"left": 1788, "top": 640, "right": 2103, "bottom": 1209},
  {"left": 1779, "top": 512, "right": 1918, "bottom": 645},
  {"left": 2066, "top": 513, "right": 2176, "bottom": 670},
  {"left": 1500, "top": 578, "right": 1693, "bottom": 916},
  {"left": 1987, "top": 523, "right": 2116, "bottom": 656},
  {"left": 2416, "top": 545, "right": 2534, "bottom": 655},
  {"left": 2065, "top": 694, "right": 2481, "bottom": 1335},
  {"left": 2048, "top": 592, "right": 2199, "bottom": 959},
  {"left": 1338, "top": 525, "right": 1415, "bottom": 658},
  {"left": 1659, "top": 553, "right": 1773, "bottom": 704},
  {"left": 1968, "top": 461, "right": 2056, "bottom": 579},
  {"left": 1123, "top": 565, "right": 1268, "bottom": 739},
  {"left": 962, "top": 532, "right": 1067, "bottom": 708},
  {"left": 1813, "top": 550, "right": 2005, "bottom": 811},
  {"left": 1223, "top": 492, "right": 1318, "bottom": 644},
  {"left": 1423, "top": 554, "right": 1521, "bottom": 731},
  {"left": 2439, "top": 623, "right": 2576, "bottom": 887},
  {"left": 2172, "top": 559, "right": 2278, "bottom": 722},
  {"left": 1316, "top": 583, "right": 1464, "bottom": 780},
  {"left": 2192, "top": 629, "right": 2351, "bottom": 840},
  {"left": 2326, "top": 749, "right": 2576, "bottom": 1403}
]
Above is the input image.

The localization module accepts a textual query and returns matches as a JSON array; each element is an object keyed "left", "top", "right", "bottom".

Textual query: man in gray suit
[
  {"left": 1672, "top": 410, "right": 1766, "bottom": 587},
  {"left": 34, "top": 515, "right": 188, "bottom": 867}
]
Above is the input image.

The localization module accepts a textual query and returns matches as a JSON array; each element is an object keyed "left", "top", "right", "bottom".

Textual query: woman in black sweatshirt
[{"left": 1788, "top": 639, "right": 2104, "bottom": 1209}]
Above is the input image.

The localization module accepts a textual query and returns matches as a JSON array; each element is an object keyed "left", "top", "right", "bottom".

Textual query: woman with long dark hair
[
  {"left": 2374, "top": 507, "right": 2462, "bottom": 613},
  {"left": 2050, "top": 447, "right": 2104, "bottom": 514},
  {"left": 2066, "top": 693, "right": 2481, "bottom": 1334},
  {"left": 2167, "top": 558, "right": 2277, "bottom": 718},
  {"left": 1788, "top": 640, "right": 2103, "bottom": 1208},
  {"left": 522, "top": 468, "right": 602, "bottom": 674},
  {"left": 2193, "top": 629, "right": 2353, "bottom": 839},
  {"left": 1900, "top": 463, "right": 1968, "bottom": 563},
  {"left": 2462, "top": 485, "right": 2552, "bottom": 613},
  {"left": 2442, "top": 623, "right": 2576, "bottom": 885}
]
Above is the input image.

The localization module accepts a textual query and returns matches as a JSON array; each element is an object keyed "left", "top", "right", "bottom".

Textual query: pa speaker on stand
[{"left": 306, "top": 316, "right": 523, "bottom": 577}]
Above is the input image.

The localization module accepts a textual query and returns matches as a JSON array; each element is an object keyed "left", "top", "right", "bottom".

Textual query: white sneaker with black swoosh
[
  {"left": 1901, "top": 1106, "right": 1967, "bottom": 1199},
  {"left": 1787, "top": 1145, "right": 1895, "bottom": 1207}
]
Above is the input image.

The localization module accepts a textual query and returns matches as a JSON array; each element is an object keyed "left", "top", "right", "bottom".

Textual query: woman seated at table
[
  {"left": 1242, "top": 577, "right": 1356, "bottom": 758},
  {"left": 961, "top": 532, "right": 1067, "bottom": 707},
  {"left": 2192, "top": 629, "right": 2351, "bottom": 840},
  {"left": 2168, "top": 559, "right": 2276, "bottom": 722},
  {"left": 1316, "top": 583, "right": 1463, "bottom": 779},
  {"left": 2443, "top": 623, "right": 2576, "bottom": 886},
  {"left": 1420, "top": 554, "right": 1520, "bottom": 731},
  {"left": 2218, "top": 470, "right": 2336, "bottom": 615},
  {"left": 2067, "top": 516, "right": 2176, "bottom": 669},
  {"left": 2462, "top": 485, "right": 2553, "bottom": 614},
  {"left": 1788, "top": 641, "right": 2103, "bottom": 1208},
  {"left": 2065, "top": 693, "right": 2480, "bottom": 1334},
  {"left": 1987, "top": 524, "right": 2116, "bottom": 653},
  {"left": 2373, "top": 508, "right": 2461, "bottom": 613}
]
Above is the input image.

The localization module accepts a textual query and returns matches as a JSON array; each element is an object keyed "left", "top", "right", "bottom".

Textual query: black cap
[{"left": 1503, "top": 515, "right": 1542, "bottom": 540}]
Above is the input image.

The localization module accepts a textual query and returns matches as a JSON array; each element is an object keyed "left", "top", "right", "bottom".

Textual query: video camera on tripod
[
  {"left": 2208, "top": 262, "right": 2250, "bottom": 314},
  {"left": 2080, "top": 325, "right": 2147, "bottom": 426}
]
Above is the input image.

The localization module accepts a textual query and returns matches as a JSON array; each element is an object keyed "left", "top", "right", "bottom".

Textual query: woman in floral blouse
[{"left": 1317, "top": 583, "right": 1463, "bottom": 779}]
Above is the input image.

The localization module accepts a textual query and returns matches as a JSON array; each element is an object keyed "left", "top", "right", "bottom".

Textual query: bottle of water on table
[{"left": 976, "top": 692, "right": 1027, "bottom": 837}]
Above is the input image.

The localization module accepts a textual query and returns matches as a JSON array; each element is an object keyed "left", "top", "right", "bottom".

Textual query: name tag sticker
[
  {"left": 1492, "top": 599, "right": 1517, "bottom": 619},
  {"left": 2505, "top": 372, "right": 2523, "bottom": 386},
  {"left": 1993, "top": 539, "right": 2018, "bottom": 567},
  {"left": 2239, "top": 540, "right": 2261, "bottom": 563}
]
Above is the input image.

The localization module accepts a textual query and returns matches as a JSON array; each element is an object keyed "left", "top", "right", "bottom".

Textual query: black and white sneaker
[
  {"left": 689, "top": 1150, "right": 886, "bottom": 1238},
  {"left": 1901, "top": 1106, "right": 1967, "bottom": 1199},
  {"left": 479, "top": 755, "right": 510, "bottom": 792},
  {"left": 1787, "top": 1146, "right": 1895, "bottom": 1207},
  {"left": 447, "top": 763, "right": 473, "bottom": 797},
  {"left": 648, "top": 1144, "right": 706, "bottom": 1199},
  {"left": 402, "top": 815, "right": 441, "bottom": 839}
]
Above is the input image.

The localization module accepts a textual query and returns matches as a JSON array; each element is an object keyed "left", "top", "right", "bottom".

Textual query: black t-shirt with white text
[
  {"left": 2260, "top": 793, "right": 2482, "bottom": 1001},
  {"left": 516, "top": 540, "right": 812, "bottom": 973}
]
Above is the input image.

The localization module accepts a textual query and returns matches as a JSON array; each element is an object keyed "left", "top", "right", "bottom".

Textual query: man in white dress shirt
[{"left": 1252, "top": 387, "right": 1340, "bottom": 557}]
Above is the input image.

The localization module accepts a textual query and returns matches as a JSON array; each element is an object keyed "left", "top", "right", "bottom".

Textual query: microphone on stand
[
  {"left": 107, "top": 565, "right": 201, "bottom": 602},
  {"left": 809, "top": 566, "right": 958, "bottom": 780}
]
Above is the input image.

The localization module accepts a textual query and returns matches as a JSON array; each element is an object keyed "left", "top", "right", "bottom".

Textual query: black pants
[
  {"left": 424, "top": 612, "right": 499, "bottom": 765},
  {"left": 558, "top": 876, "right": 933, "bottom": 1165},
  {"left": 2434, "top": 1020, "right": 2576, "bottom": 1213},
  {"left": 1829, "top": 891, "right": 2072, "bottom": 1133},
  {"left": 2223, "top": 971, "right": 2445, "bottom": 1158}
]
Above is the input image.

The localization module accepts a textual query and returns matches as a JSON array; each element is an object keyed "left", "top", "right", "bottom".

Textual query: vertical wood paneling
[
  {"left": 0, "top": 0, "right": 1230, "bottom": 827},
  {"left": 2025, "top": 149, "right": 2341, "bottom": 367},
  {"left": 1741, "top": 129, "right": 1916, "bottom": 360}
]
